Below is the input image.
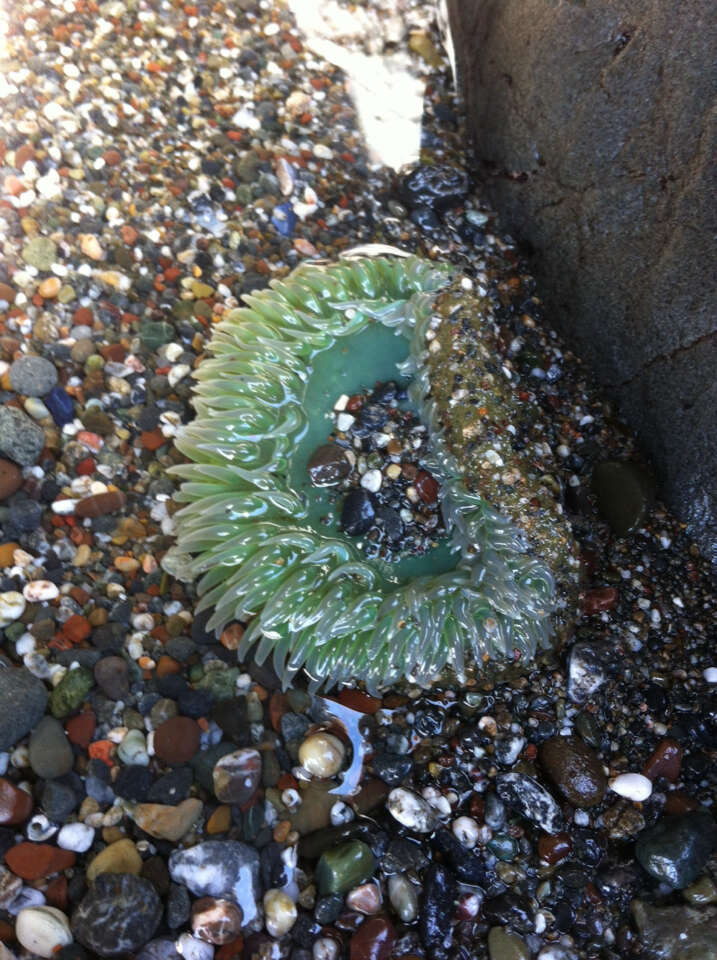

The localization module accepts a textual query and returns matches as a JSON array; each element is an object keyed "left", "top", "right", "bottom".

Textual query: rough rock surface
[{"left": 447, "top": 0, "right": 717, "bottom": 561}]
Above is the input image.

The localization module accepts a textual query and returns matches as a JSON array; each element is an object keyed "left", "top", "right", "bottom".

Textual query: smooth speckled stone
[
  {"left": 635, "top": 811, "right": 717, "bottom": 889},
  {"left": 487, "top": 927, "right": 530, "bottom": 960},
  {"left": 0, "top": 668, "right": 48, "bottom": 751},
  {"left": 388, "top": 875, "right": 418, "bottom": 922},
  {"left": 316, "top": 840, "right": 376, "bottom": 895},
  {"left": 72, "top": 873, "right": 162, "bottom": 957},
  {"left": 22, "top": 237, "right": 57, "bottom": 270},
  {"left": 496, "top": 773, "right": 562, "bottom": 834},
  {"left": 191, "top": 897, "right": 243, "bottom": 944},
  {"left": 9, "top": 356, "right": 58, "bottom": 397},
  {"left": 29, "top": 716, "right": 73, "bottom": 779},
  {"left": 49, "top": 667, "right": 94, "bottom": 718},
  {"left": 15, "top": 906, "right": 72, "bottom": 958},
  {"left": 168, "top": 840, "right": 261, "bottom": 926},
  {"left": 539, "top": 735, "right": 607, "bottom": 808},
  {"left": 348, "top": 915, "right": 395, "bottom": 960},
  {"left": 154, "top": 716, "right": 201, "bottom": 765},
  {"left": 632, "top": 900, "right": 717, "bottom": 960},
  {"left": 0, "top": 406, "right": 45, "bottom": 467},
  {"left": 212, "top": 748, "right": 261, "bottom": 804}
]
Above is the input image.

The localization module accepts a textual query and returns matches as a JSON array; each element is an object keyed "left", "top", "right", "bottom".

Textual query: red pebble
[
  {"left": 349, "top": 916, "right": 396, "bottom": 960},
  {"left": 415, "top": 470, "right": 439, "bottom": 505},
  {"left": 642, "top": 739, "right": 683, "bottom": 782},
  {"left": 65, "top": 711, "right": 96, "bottom": 748},
  {"left": 76, "top": 456, "right": 95, "bottom": 476},
  {"left": 538, "top": 832, "right": 572, "bottom": 865},
  {"left": 0, "top": 778, "right": 33, "bottom": 825},
  {"left": 154, "top": 716, "right": 201, "bottom": 764},
  {"left": 62, "top": 614, "right": 91, "bottom": 644},
  {"left": 345, "top": 394, "right": 363, "bottom": 412},
  {"left": 5, "top": 843, "right": 75, "bottom": 880},
  {"left": 582, "top": 587, "right": 618, "bottom": 614}
]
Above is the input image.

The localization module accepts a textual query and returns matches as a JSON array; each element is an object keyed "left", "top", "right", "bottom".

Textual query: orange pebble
[{"left": 88, "top": 740, "right": 114, "bottom": 766}]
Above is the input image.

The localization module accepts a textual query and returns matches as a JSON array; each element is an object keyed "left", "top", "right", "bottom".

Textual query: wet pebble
[
  {"left": 299, "top": 732, "right": 345, "bottom": 778},
  {"left": 539, "top": 735, "right": 606, "bottom": 807},
  {"left": 168, "top": 841, "right": 261, "bottom": 925},
  {"left": 349, "top": 915, "right": 396, "bottom": 960},
  {"left": 9, "top": 356, "right": 58, "bottom": 397},
  {"left": 191, "top": 897, "right": 243, "bottom": 944},
  {"left": 496, "top": 773, "right": 563, "bottom": 833},
  {"left": 341, "top": 489, "right": 376, "bottom": 536},
  {"left": 387, "top": 788, "right": 436, "bottom": 833},
  {"left": 72, "top": 873, "right": 162, "bottom": 956},
  {"left": 635, "top": 810, "right": 717, "bottom": 889},
  {"left": 212, "top": 748, "right": 261, "bottom": 804},
  {"left": 308, "top": 444, "right": 351, "bottom": 486},
  {"left": 316, "top": 840, "right": 376, "bottom": 894},
  {"left": 263, "top": 888, "right": 297, "bottom": 937},
  {"left": 419, "top": 863, "right": 456, "bottom": 959}
]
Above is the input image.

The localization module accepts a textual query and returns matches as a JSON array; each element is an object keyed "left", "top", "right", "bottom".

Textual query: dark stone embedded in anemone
[
  {"left": 400, "top": 164, "right": 470, "bottom": 211},
  {"left": 419, "top": 863, "right": 457, "bottom": 959},
  {"left": 415, "top": 470, "right": 439, "bottom": 505},
  {"left": 307, "top": 443, "right": 350, "bottom": 487},
  {"left": 353, "top": 402, "right": 389, "bottom": 437},
  {"left": 341, "top": 489, "right": 376, "bottom": 536},
  {"left": 375, "top": 506, "right": 403, "bottom": 543}
]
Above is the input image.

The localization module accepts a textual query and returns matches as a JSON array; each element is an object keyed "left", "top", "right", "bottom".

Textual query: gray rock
[
  {"left": 635, "top": 810, "right": 717, "bottom": 889},
  {"left": 71, "top": 873, "right": 162, "bottom": 957},
  {"left": 9, "top": 356, "right": 58, "bottom": 397},
  {"left": 567, "top": 642, "right": 607, "bottom": 703},
  {"left": 0, "top": 406, "right": 46, "bottom": 467},
  {"left": 29, "top": 716, "right": 73, "bottom": 779},
  {"left": 136, "top": 939, "right": 182, "bottom": 960},
  {"left": 0, "top": 668, "right": 48, "bottom": 751},
  {"left": 496, "top": 773, "right": 562, "bottom": 834},
  {"left": 168, "top": 840, "right": 261, "bottom": 926},
  {"left": 632, "top": 900, "right": 717, "bottom": 959},
  {"left": 447, "top": 0, "right": 717, "bottom": 562}
]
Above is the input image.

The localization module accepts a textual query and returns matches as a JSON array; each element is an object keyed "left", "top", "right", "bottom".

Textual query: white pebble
[
  {"left": 57, "top": 822, "right": 95, "bottom": 853},
  {"left": 15, "top": 906, "right": 72, "bottom": 958},
  {"left": 176, "top": 933, "right": 214, "bottom": 960},
  {"left": 51, "top": 498, "right": 78, "bottom": 515},
  {"left": 299, "top": 732, "right": 345, "bottom": 779},
  {"left": 330, "top": 801, "right": 354, "bottom": 826},
  {"left": 333, "top": 394, "right": 349, "bottom": 412},
  {"left": 22, "top": 581, "right": 59, "bottom": 603},
  {"left": 336, "top": 412, "right": 355, "bottom": 432},
  {"left": 703, "top": 667, "right": 717, "bottom": 683},
  {"left": 609, "top": 773, "right": 652, "bottom": 802},
  {"left": 313, "top": 939, "right": 339, "bottom": 960},
  {"left": 360, "top": 469, "right": 382, "bottom": 493},
  {"left": 168, "top": 363, "right": 191, "bottom": 387},
  {"left": 263, "top": 888, "right": 297, "bottom": 938},
  {"left": 0, "top": 592, "right": 26, "bottom": 628},
  {"left": 387, "top": 787, "right": 436, "bottom": 833},
  {"left": 452, "top": 815, "right": 479, "bottom": 849}
]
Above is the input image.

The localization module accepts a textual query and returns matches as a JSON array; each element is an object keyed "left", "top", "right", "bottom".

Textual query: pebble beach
[{"left": 0, "top": 1, "right": 715, "bottom": 959}]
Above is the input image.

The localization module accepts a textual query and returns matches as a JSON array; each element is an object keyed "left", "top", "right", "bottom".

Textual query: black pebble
[
  {"left": 341, "top": 489, "right": 376, "bottom": 536},
  {"left": 419, "top": 863, "right": 457, "bottom": 959}
]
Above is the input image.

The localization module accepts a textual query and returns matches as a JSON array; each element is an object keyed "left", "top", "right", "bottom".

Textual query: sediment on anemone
[{"left": 164, "top": 255, "right": 578, "bottom": 692}]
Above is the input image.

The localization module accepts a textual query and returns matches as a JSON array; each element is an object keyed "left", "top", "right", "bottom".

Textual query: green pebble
[
  {"left": 316, "top": 840, "right": 376, "bottom": 895},
  {"left": 58, "top": 285, "right": 76, "bottom": 304},
  {"left": 172, "top": 301, "right": 196, "bottom": 321},
  {"left": 487, "top": 926, "right": 531, "bottom": 960},
  {"left": 487, "top": 834, "right": 518, "bottom": 861},
  {"left": 5, "top": 622, "right": 26, "bottom": 644},
  {"left": 140, "top": 321, "right": 175, "bottom": 350},
  {"left": 85, "top": 355, "right": 105, "bottom": 373},
  {"left": 49, "top": 667, "right": 94, "bottom": 718},
  {"left": 191, "top": 281, "right": 214, "bottom": 299},
  {"left": 22, "top": 237, "right": 58, "bottom": 271},
  {"left": 196, "top": 666, "right": 239, "bottom": 700},
  {"left": 591, "top": 460, "right": 653, "bottom": 536}
]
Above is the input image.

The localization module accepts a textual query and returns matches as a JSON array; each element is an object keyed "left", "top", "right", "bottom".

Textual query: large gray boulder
[{"left": 447, "top": 0, "right": 717, "bottom": 561}]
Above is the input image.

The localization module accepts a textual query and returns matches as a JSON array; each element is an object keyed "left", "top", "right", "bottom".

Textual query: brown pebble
[
  {"left": 642, "top": 738, "right": 683, "bottom": 782},
  {"left": 538, "top": 832, "right": 572, "bottom": 865},
  {"left": 582, "top": 587, "right": 618, "bottom": 614},
  {"left": 192, "top": 897, "right": 243, "bottom": 945},
  {"left": 0, "top": 283, "right": 17, "bottom": 305},
  {"left": 75, "top": 491, "right": 127, "bottom": 518},
  {"left": 154, "top": 716, "right": 201, "bottom": 764},
  {"left": 0, "top": 459, "right": 23, "bottom": 500},
  {"left": 539, "top": 735, "right": 607, "bottom": 808}
]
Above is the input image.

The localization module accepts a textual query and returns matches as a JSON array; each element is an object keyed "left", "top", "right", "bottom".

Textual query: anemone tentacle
[{"left": 166, "top": 255, "right": 569, "bottom": 692}]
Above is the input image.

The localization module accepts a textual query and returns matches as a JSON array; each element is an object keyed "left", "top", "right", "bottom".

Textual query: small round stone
[
  {"left": 212, "top": 748, "right": 262, "bottom": 804},
  {"left": 608, "top": 773, "right": 653, "bottom": 802},
  {"left": 15, "top": 906, "right": 72, "bottom": 958},
  {"left": 387, "top": 787, "right": 437, "bottom": 833},
  {"left": 87, "top": 838, "right": 142, "bottom": 882},
  {"left": 191, "top": 897, "right": 243, "bottom": 945},
  {"left": 307, "top": 444, "right": 350, "bottom": 486},
  {"left": 539, "top": 735, "right": 607, "bottom": 808},
  {"left": 29, "top": 716, "right": 74, "bottom": 780},
  {"left": 0, "top": 459, "right": 23, "bottom": 500},
  {"left": 9, "top": 355, "right": 58, "bottom": 397},
  {"left": 299, "top": 732, "right": 345, "bottom": 779},
  {"left": 57, "top": 822, "right": 95, "bottom": 853},
  {"left": 263, "top": 888, "right": 297, "bottom": 938},
  {"left": 0, "top": 777, "right": 33, "bottom": 825}
]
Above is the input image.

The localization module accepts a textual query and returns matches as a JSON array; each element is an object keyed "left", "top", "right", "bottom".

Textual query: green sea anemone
[{"left": 165, "top": 254, "right": 577, "bottom": 692}]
